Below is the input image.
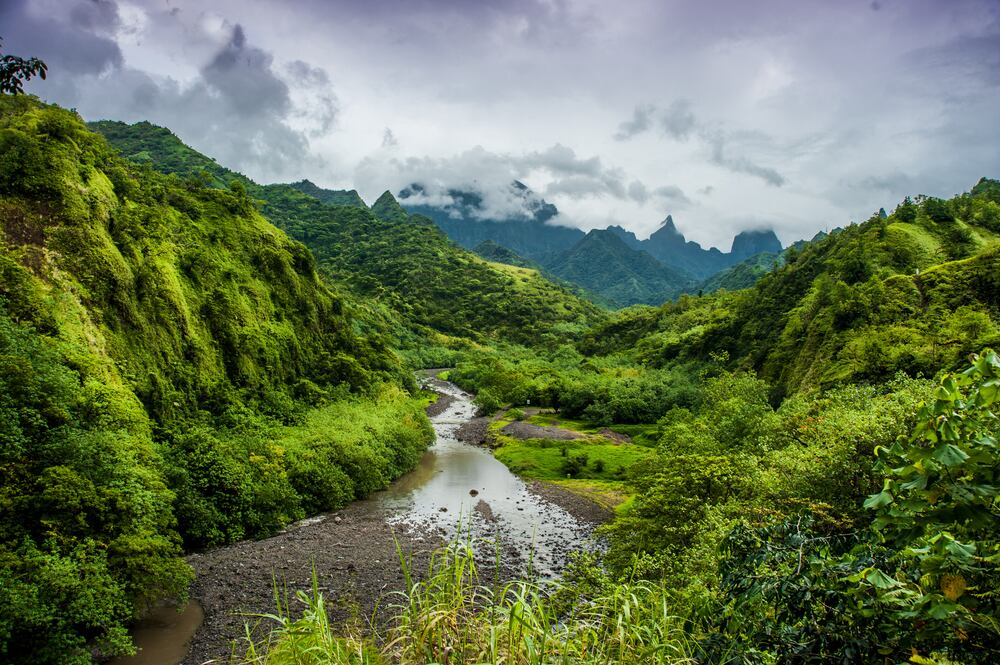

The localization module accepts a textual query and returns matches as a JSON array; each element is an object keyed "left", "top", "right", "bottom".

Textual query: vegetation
[
  {"left": 0, "top": 96, "right": 432, "bottom": 661},
  {"left": 239, "top": 352, "right": 1000, "bottom": 664},
  {"left": 3, "top": 88, "right": 999, "bottom": 663},
  {"left": 91, "top": 121, "right": 607, "bottom": 357},
  {"left": 544, "top": 229, "right": 692, "bottom": 307},
  {"left": 0, "top": 37, "right": 47, "bottom": 95},
  {"left": 236, "top": 541, "right": 701, "bottom": 665}
]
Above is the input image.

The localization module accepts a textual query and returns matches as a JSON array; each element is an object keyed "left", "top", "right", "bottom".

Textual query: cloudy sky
[{"left": 3, "top": 0, "right": 998, "bottom": 249}]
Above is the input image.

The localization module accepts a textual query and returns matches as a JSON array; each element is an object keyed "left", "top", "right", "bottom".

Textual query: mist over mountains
[{"left": 399, "top": 181, "right": 785, "bottom": 306}]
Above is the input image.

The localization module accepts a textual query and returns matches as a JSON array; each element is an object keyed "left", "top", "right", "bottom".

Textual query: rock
[
  {"left": 439, "top": 506, "right": 448, "bottom": 512},
  {"left": 469, "top": 489, "right": 479, "bottom": 496}
]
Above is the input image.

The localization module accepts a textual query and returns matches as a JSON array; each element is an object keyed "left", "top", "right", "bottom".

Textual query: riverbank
[
  {"left": 172, "top": 380, "right": 613, "bottom": 664},
  {"left": 183, "top": 500, "right": 442, "bottom": 663}
]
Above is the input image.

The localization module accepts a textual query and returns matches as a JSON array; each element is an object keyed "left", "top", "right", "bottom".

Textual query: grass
[
  {"left": 525, "top": 413, "right": 660, "bottom": 447},
  {"left": 494, "top": 438, "right": 652, "bottom": 481},
  {"left": 487, "top": 411, "right": 653, "bottom": 483},
  {"left": 233, "top": 540, "right": 701, "bottom": 665},
  {"left": 547, "top": 479, "right": 631, "bottom": 512}
]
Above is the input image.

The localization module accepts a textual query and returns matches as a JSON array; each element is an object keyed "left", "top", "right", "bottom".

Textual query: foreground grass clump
[{"left": 237, "top": 541, "right": 699, "bottom": 665}]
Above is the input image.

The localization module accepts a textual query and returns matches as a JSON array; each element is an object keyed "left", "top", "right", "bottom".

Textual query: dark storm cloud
[
  {"left": 0, "top": 0, "right": 122, "bottom": 75},
  {"left": 3, "top": 2, "right": 338, "bottom": 183},
  {"left": 201, "top": 25, "right": 291, "bottom": 117},
  {"left": 110, "top": 23, "right": 332, "bottom": 180},
  {"left": 6, "top": 0, "right": 999, "bottom": 245}
]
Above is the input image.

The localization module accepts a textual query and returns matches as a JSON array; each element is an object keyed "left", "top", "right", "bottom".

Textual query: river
[
  {"left": 381, "top": 376, "right": 595, "bottom": 577},
  {"left": 113, "top": 376, "right": 598, "bottom": 664}
]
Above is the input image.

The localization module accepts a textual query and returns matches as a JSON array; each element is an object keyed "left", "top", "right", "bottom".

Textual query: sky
[{"left": 2, "top": 0, "right": 999, "bottom": 249}]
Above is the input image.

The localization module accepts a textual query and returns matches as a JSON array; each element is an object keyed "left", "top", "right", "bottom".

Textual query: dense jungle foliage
[{"left": 0, "top": 97, "right": 434, "bottom": 662}]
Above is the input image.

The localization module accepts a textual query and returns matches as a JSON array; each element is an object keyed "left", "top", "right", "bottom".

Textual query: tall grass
[
  {"left": 234, "top": 540, "right": 699, "bottom": 665},
  {"left": 237, "top": 570, "right": 380, "bottom": 665}
]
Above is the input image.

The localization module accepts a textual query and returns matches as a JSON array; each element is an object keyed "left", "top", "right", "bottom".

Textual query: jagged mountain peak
[
  {"left": 730, "top": 229, "right": 783, "bottom": 260},
  {"left": 371, "top": 190, "right": 409, "bottom": 223}
]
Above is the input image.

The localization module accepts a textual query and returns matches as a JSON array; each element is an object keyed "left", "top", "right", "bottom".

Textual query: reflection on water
[
  {"left": 375, "top": 379, "right": 593, "bottom": 575},
  {"left": 108, "top": 602, "right": 204, "bottom": 665}
]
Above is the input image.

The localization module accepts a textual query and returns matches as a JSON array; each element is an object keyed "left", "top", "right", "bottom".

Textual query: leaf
[
  {"left": 932, "top": 444, "right": 969, "bottom": 466},
  {"left": 944, "top": 539, "right": 976, "bottom": 561},
  {"left": 901, "top": 475, "right": 928, "bottom": 491},
  {"left": 864, "top": 490, "right": 893, "bottom": 510},
  {"left": 865, "top": 568, "right": 902, "bottom": 589}
]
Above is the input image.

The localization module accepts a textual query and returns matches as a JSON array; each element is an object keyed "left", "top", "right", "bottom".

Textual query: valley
[{"left": 1, "top": 11, "right": 999, "bottom": 663}]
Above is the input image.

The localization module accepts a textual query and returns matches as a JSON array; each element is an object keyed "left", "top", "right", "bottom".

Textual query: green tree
[
  {"left": 861, "top": 348, "right": 1000, "bottom": 659},
  {"left": 0, "top": 38, "right": 47, "bottom": 95}
]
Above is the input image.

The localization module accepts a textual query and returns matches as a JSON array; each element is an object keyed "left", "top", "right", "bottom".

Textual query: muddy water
[
  {"left": 108, "top": 602, "right": 204, "bottom": 665},
  {"left": 377, "top": 378, "right": 593, "bottom": 576}
]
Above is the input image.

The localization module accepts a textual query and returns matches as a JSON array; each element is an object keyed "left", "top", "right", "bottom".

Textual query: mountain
[
  {"left": 371, "top": 189, "right": 411, "bottom": 223},
  {"left": 398, "top": 182, "right": 585, "bottom": 261},
  {"left": 402, "top": 185, "right": 786, "bottom": 295},
  {"left": 730, "top": 228, "right": 783, "bottom": 260},
  {"left": 287, "top": 179, "right": 366, "bottom": 208},
  {"left": 605, "top": 224, "right": 644, "bottom": 250},
  {"left": 641, "top": 215, "right": 728, "bottom": 278},
  {"left": 93, "top": 123, "right": 605, "bottom": 353},
  {"left": 545, "top": 229, "right": 692, "bottom": 307}
]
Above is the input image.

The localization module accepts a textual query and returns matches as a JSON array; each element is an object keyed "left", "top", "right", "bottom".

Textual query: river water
[{"left": 376, "top": 377, "right": 594, "bottom": 577}]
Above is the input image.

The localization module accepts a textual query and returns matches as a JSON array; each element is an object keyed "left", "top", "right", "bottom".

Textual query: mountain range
[
  {"left": 398, "top": 182, "right": 785, "bottom": 306},
  {"left": 92, "top": 121, "right": 789, "bottom": 310}
]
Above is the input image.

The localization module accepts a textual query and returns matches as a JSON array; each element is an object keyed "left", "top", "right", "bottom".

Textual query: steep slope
[
  {"left": 698, "top": 252, "right": 780, "bottom": 293},
  {"left": 371, "top": 189, "right": 412, "bottom": 223},
  {"left": 92, "top": 123, "right": 605, "bottom": 351},
  {"left": 583, "top": 183, "right": 1000, "bottom": 396},
  {"left": 261, "top": 190, "right": 605, "bottom": 348},
  {"left": 546, "top": 229, "right": 692, "bottom": 307},
  {"left": 404, "top": 183, "right": 786, "bottom": 295},
  {"left": 642, "top": 215, "right": 783, "bottom": 279},
  {"left": 2, "top": 98, "right": 432, "bottom": 660},
  {"left": 730, "top": 228, "right": 783, "bottom": 260}
]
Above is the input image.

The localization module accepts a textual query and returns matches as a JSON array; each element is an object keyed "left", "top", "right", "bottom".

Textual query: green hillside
[
  {"left": 546, "top": 229, "right": 692, "bottom": 307},
  {"left": 698, "top": 251, "right": 780, "bottom": 293},
  {"left": 583, "top": 184, "right": 1000, "bottom": 396},
  {"left": 0, "top": 97, "right": 432, "bottom": 660},
  {"left": 92, "top": 122, "right": 606, "bottom": 353},
  {"left": 472, "top": 239, "right": 538, "bottom": 268},
  {"left": 259, "top": 187, "right": 604, "bottom": 349},
  {"left": 287, "top": 179, "right": 366, "bottom": 208}
]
